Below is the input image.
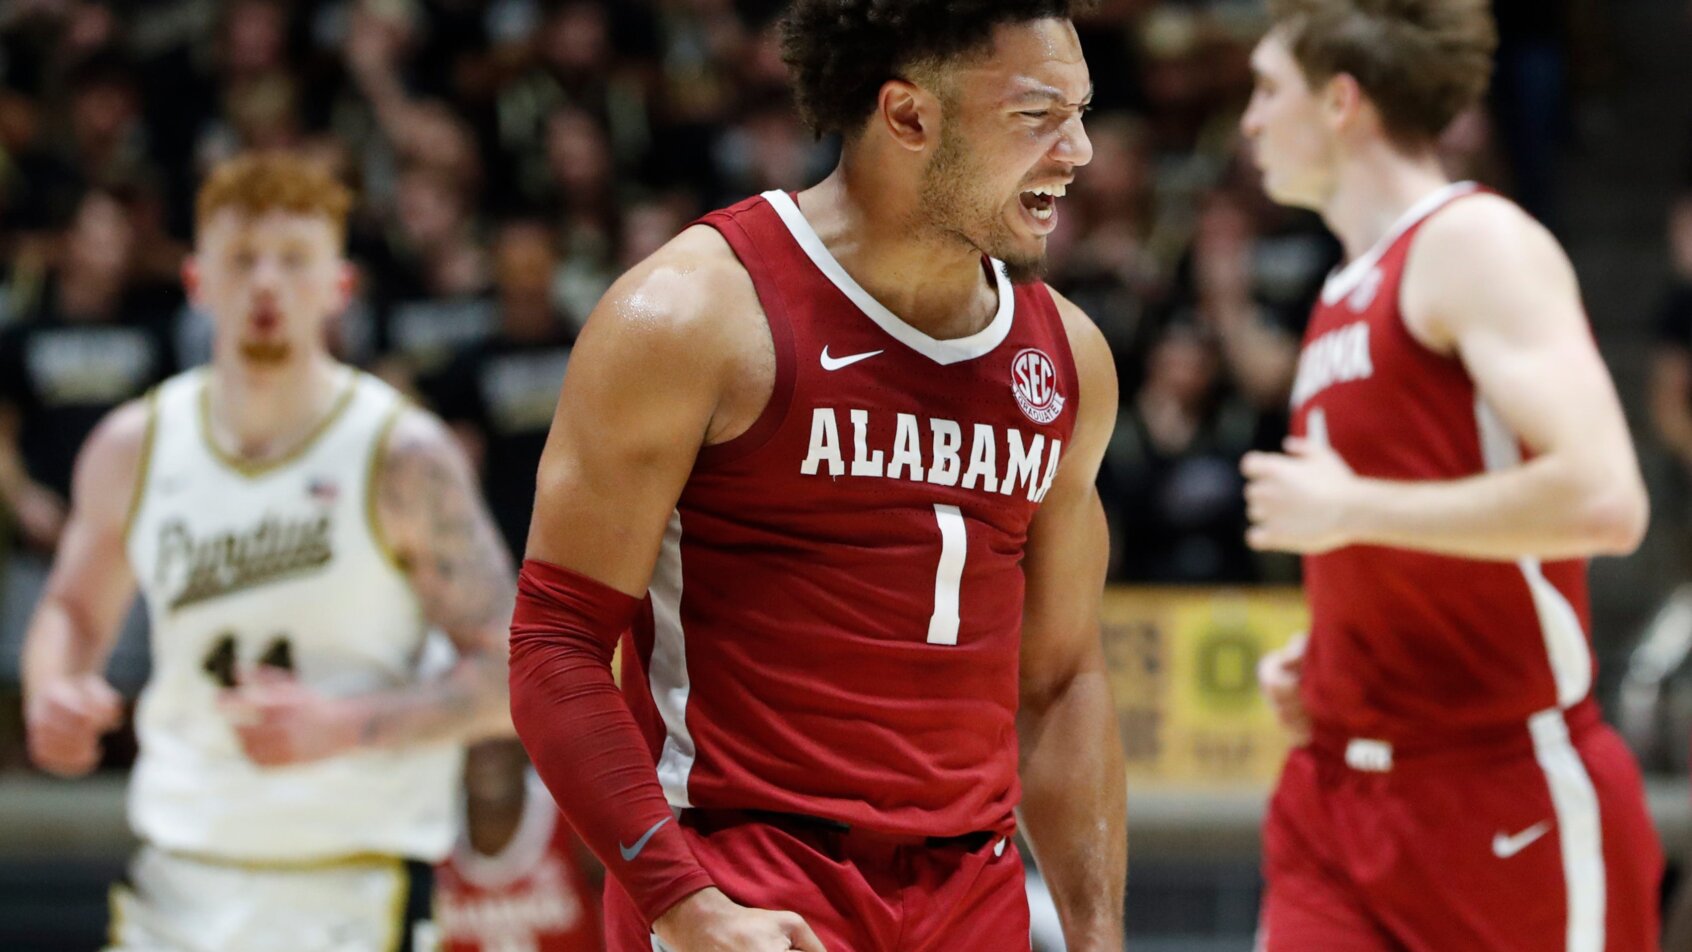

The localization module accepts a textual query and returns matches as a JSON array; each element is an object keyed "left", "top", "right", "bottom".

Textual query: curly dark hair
[{"left": 779, "top": 0, "right": 1088, "bottom": 139}]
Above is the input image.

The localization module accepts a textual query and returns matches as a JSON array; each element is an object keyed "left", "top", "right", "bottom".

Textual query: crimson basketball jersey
[
  {"left": 1291, "top": 182, "right": 1596, "bottom": 745},
  {"left": 620, "top": 190, "right": 1079, "bottom": 838},
  {"left": 434, "top": 774, "right": 603, "bottom": 952}
]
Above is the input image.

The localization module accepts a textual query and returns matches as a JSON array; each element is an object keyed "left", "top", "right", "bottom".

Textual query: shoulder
[
  {"left": 1405, "top": 193, "right": 1574, "bottom": 306},
  {"left": 1043, "top": 284, "right": 1118, "bottom": 409},
  {"left": 1403, "top": 193, "right": 1579, "bottom": 348},
  {"left": 74, "top": 396, "right": 155, "bottom": 522},
  {"left": 379, "top": 405, "right": 470, "bottom": 483},
  {"left": 588, "top": 224, "right": 762, "bottom": 355}
]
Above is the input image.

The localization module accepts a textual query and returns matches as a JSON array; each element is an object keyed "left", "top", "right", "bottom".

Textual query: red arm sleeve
[{"left": 508, "top": 558, "right": 715, "bottom": 925}]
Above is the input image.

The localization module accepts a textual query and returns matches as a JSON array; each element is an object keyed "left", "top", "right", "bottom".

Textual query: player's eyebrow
[{"left": 1006, "top": 82, "right": 1095, "bottom": 107}]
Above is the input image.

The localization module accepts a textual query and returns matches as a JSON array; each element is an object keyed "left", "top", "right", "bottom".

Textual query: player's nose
[{"left": 1055, "top": 111, "right": 1093, "bottom": 168}]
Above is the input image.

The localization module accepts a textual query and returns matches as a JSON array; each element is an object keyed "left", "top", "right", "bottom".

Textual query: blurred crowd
[{"left": 0, "top": 0, "right": 1597, "bottom": 745}]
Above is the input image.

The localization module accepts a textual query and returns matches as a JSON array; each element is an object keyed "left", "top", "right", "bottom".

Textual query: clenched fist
[{"left": 25, "top": 673, "right": 124, "bottom": 776}]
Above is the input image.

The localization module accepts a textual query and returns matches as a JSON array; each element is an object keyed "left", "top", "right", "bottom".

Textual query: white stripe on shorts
[{"left": 1529, "top": 708, "right": 1605, "bottom": 952}]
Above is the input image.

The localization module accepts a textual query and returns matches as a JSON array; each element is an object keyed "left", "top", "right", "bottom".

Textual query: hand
[
  {"left": 654, "top": 887, "right": 827, "bottom": 952},
  {"left": 1257, "top": 633, "right": 1310, "bottom": 745},
  {"left": 1241, "top": 436, "right": 1358, "bottom": 554},
  {"left": 24, "top": 674, "right": 123, "bottom": 776},
  {"left": 219, "top": 668, "right": 362, "bottom": 767},
  {"left": 11, "top": 481, "right": 67, "bottom": 552}
]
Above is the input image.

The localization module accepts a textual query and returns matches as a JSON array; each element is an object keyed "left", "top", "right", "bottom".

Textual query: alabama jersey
[
  {"left": 621, "top": 190, "right": 1079, "bottom": 838},
  {"left": 124, "top": 367, "right": 462, "bottom": 862},
  {"left": 1290, "top": 182, "right": 1596, "bottom": 745}
]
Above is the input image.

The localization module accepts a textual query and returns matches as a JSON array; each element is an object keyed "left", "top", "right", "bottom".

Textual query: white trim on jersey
[
  {"left": 1529, "top": 709, "right": 1606, "bottom": 952},
  {"left": 759, "top": 189, "right": 1016, "bottom": 366},
  {"left": 1473, "top": 397, "right": 1593, "bottom": 705},
  {"left": 650, "top": 510, "right": 697, "bottom": 807},
  {"left": 1475, "top": 395, "right": 1606, "bottom": 951},
  {"left": 1320, "top": 181, "right": 1479, "bottom": 307}
]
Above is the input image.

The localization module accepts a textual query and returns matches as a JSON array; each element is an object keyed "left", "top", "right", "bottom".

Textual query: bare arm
[
  {"left": 1245, "top": 196, "right": 1647, "bottom": 560},
  {"left": 1017, "top": 291, "right": 1126, "bottom": 952},
  {"left": 516, "top": 226, "right": 823, "bottom": 950},
  {"left": 20, "top": 399, "right": 149, "bottom": 775},
  {"left": 358, "top": 407, "right": 516, "bottom": 746}
]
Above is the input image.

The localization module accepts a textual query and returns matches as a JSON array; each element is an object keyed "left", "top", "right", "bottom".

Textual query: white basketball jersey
[{"left": 125, "top": 366, "right": 462, "bottom": 863}]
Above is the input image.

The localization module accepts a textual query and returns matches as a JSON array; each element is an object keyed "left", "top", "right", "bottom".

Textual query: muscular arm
[
  {"left": 511, "top": 226, "right": 823, "bottom": 948},
  {"left": 20, "top": 400, "right": 148, "bottom": 774},
  {"left": 1017, "top": 292, "right": 1126, "bottom": 952},
  {"left": 357, "top": 407, "right": 517, "bottom": 747},
  {"left": 1246, "top": 196, "right": 1647, "bottom": 560}
]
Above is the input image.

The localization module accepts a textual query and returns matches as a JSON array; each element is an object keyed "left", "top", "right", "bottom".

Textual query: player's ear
[
  {"left": 878, "top": 78, "right": 940, "bottom": 153},
  {"left": 1322, "top": 72, "right": 1364, "bottom": 132}
]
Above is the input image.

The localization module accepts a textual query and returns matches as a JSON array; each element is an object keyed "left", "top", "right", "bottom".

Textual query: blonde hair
[
  {"left": 196, "top": 152, "right": 353, "bottom": 241},
  {"left": 1267, "top": 0, "right": 1496, "bottom": 146}
]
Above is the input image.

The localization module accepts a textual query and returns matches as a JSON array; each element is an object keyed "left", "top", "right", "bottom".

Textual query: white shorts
[{"left": 106, "top": 845, "right": 437, "bottom": 952}]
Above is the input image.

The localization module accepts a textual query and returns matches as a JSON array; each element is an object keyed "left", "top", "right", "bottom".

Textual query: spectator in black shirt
[
  {"left": 0, "top": 189, "right": 176, "bottom": 551},
  {"left": 1649, "top": 187, "right": 1692, "bottom": 487},
  {"left": 1101, "top": 322, "right": 1258, "bottom": 584},
  {"left": 0, "top": 187, "right": 174, "bottom": 689},
  {"left": 425, "top": 219, "right": 573, "bottom": 559}
]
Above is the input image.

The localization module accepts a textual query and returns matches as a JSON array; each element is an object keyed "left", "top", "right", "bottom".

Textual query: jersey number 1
[{"left": 927, "top": 504, "right": 966, "bottom": 645}]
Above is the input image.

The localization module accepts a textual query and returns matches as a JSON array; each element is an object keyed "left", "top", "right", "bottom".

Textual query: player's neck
[
  {"left": 1322, "top": 145, "right": 1452, "bottom": 262},
  {"left": 798, "top": 168, "right": 1000, "bottom": 341},
  {"left": 206, "top": 354, "right": 348, "bottom": 463}
]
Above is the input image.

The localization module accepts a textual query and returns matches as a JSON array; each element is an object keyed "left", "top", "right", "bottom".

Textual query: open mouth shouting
[{"left": 1018, "top": 183, "right": 1068, "bottom": 233}]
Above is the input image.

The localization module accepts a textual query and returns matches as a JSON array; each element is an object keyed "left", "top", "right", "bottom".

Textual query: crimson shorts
[
  {"left": 1260, "top": 709, "right": 1662, "bottom": 952},
  {"left": 603, "top": 810, "right": 1030, "bottom": 952}
]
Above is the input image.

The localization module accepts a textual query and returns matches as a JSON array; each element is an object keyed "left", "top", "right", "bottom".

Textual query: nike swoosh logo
[
  {"left": 1492, "top": 820, "right": 1553, "bottom": 859},
  {"left": 820, "top": 346, "right": 884, "bottom": 371},
  {"left": 619, "top": 817, "right": 671, "bottom": 862}
]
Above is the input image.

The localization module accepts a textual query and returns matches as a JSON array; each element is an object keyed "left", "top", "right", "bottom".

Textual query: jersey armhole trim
[
  {"left": 693, "top": 212, "right": 798, "bottom": 470},
  {"left": 1043, "top": 284, "right": 1085, "bottom": 428},
  {"left": 121, "top": 386, "right": 161, "bottom": 546},
  {"left": 366, "top": 396, "right": 413, "bottom": 574},
  {"left": 1393, "top": 186, "right": 1494, "bottom": 366}
]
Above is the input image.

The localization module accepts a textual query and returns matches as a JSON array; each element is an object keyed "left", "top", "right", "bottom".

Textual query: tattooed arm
[
  {"left": 220, "top": 406, "right": 516, "bottom": 767},
  {"left": 360, "top": 407, "right": 517, "bottom": 746}
]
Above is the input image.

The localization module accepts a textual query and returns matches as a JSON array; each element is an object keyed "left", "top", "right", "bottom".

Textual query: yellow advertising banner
[{"left": 1102, "top": 587, "right": 1307, "bottom": 788}]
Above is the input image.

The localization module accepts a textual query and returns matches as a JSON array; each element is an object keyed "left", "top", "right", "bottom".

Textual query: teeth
[
  {"left": 1025, "top": 185, "right": 1068, "bottom": 198},
  {"left": 1030, "top": 205, "right": 1054, "bottom": 221}
]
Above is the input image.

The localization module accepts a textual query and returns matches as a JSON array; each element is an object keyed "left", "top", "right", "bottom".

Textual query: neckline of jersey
[
  {"left": 1319, "top": 181, "right": 1479, "bottom": 308},
  {"left": 196, "top": 366, "right": 362, "bottom": 479},
  {"left": 759, "top": 189, "right": 1016, "bottom": 366},
  {"left": 449, "top": 770, "right": 559, "bottom": 889}
]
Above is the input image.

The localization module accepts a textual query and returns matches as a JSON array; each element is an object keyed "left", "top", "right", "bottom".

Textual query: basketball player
[
  {"left": 20, "top": 153, "right": 516, "bottom": 951},
  {"left": 507, "top": 1, "right": 1126, "bottom": 950},
  {"left": 434, "top": 740, "right": 605, "bottom": 952},
  {"left": 1237, "top": 2, "right": 1663, "bottom": 949}
]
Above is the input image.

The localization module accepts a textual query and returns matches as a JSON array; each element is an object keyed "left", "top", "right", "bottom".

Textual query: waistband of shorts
[
  {"left": 681, "top": 808, "right": 999, "bottom": 852},
  {"left": 1306, "top": 700, "right": 1601, "bottom": 773},
  {"left": 145, "top": 843, "right": 417, "bottom": 872}
]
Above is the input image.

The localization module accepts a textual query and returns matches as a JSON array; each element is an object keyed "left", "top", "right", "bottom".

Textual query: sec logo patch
[{"left": 1011, "top": 348, "right": 1065, "bottom": 424}]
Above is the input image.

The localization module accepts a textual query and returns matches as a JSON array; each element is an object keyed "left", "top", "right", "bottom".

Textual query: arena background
[{"left": 0, "top": 0, "right": 1689, "bottom": 949}]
